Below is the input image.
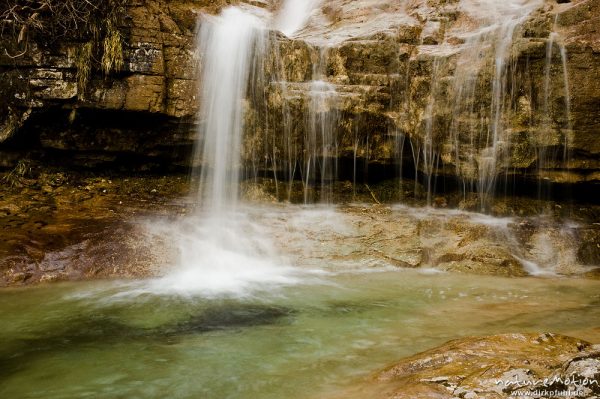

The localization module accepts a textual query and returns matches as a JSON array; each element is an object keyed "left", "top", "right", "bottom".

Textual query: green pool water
[{"left": 1, "top": 270, "right": 600, "bottom": 399}]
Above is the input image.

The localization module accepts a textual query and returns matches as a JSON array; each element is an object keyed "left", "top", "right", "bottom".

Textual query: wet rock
[
  {"left": 0, "top": 167, "right": 189, "bottom": 286},
  {"left": 435, "top": 244, "right": 527, "bottom": 277},
  {"left": 234, "top": 178, "right": 600, "bottom": 277},
  {"left": 0, "top": 108, "right": 31, "bottom": 143},
  {"left": 577, "top": 228, "right": 600, "bottom": 266},
  {"left": 335, "top": 333, "right": 600, "bottom": 399},
  {"left": 1, "top": 166, "right": 599, "bottom": 286},
  {"left": 123, "top": 75, "right": 166, "bottom": 113},
  {"left": 0, "top": 0, "right": 598, "bottom": 188}
]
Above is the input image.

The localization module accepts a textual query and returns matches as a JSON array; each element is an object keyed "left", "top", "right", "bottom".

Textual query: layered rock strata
[{"left": 0, "top": 0, "right": 598, "bottom": 191}]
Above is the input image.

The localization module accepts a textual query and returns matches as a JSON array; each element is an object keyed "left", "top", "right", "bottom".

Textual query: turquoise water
[{"left": 1, "top": 270, "right": 600, "bottom": 398}]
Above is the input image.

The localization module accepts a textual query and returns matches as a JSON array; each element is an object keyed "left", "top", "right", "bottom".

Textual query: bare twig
[
  {"left": 364, "top": 184, "right": 382, "bottom": 204},
  {"left": 4, "top": 43, "right": 27, "bottom": 58}
]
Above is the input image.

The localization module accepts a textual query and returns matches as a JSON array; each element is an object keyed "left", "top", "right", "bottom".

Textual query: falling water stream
[
  {"left": 159, "top": 5, "right": 301, "bottom": 295},
  {"left": 304, "top": 80, "right": 339, "bottom": 203},
  {"left": 195, "top": 7, "right": 266, "bottom": 213}
]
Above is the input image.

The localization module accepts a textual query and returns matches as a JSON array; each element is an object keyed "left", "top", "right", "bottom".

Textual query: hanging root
[{"left": 0, "top": 1, "right": 127, "bottom": 60}]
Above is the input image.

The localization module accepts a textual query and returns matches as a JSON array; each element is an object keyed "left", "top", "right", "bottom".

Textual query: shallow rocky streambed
[{"left": 1, "top": 170, "right": 600, "bottom": 398}]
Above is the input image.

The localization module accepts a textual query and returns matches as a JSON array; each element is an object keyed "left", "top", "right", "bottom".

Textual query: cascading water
[
  {"left": 559, "top": 41, "right": 572, "bottom": 163},
  {"left": 274, "top": 0, "right": 321, "bottom": 37},
  {"left": 539, "top": 17, "right": 573, "bottom": 198},
  {"left": 414, "top": 0, "right": 544, "bottom": 210},
  {"left": 302, "top": 48, "right": 340, "bottom": 203},
  {"left": 420, "top": 58, "right": 445, "bottom": 206},
  {"left": 464, "top": 1, "right": 543, "bottom": 210},
  {"left": 304, "top": 79, "right": 339, "bottom": 203},
  {"left": 150, "top": 0, "right": 580, "bottom": 293},
  {"left": 195, "top": 8, "right": 265, "bottom": 214},
  {"left": 150, "top": 6, "right": 305, "bottom": 296},
  {"left": 478, "top": 19, "right": 522, "bottom": 209}
]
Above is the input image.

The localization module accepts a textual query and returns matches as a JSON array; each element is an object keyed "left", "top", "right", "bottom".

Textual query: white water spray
[
  {"left": 144, "top": 212, "right": 303, "bottom": 297},
  {"left": 275, "top": 0, "right": 321, "bottom": 37}
]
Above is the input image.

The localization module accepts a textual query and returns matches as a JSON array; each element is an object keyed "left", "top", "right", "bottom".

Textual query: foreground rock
[{"left": 335, "top": 333, "right": 600, "bottom": 399}]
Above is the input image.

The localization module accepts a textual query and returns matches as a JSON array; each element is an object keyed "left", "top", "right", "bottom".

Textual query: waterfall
[
  {"left": 538, "top": 31, "right": 560, "bottom": 200},
  {"left": 274, "top": 0, "right": 321, "bottom": 37},
  {"left": 150, "top": 6, "right": 304, "bottom": 297},
  {"left": 304, "top": 79, "right": 339, "bottom": 203},
  {"left": 559, "top": 43, "right": 572, "bottom": 164},
  {"left": 539, "top": 18, "right": 573, "bottom": 199},
  {"left": 191, "top": 0, "right": 563, "bottom": 213},
  {"left": 301, "top": 48, "right": 339, "bottom": 203},
  {"left": 421, "top": 58, "right": 445, "bottom": 206},
  {"left": 195, "top": 7, "right": 266, "bottom": 214},
  {"left": 137, "top": 0, "right": 583, "bottom": 295},
  {"left": 417, "top": 0, "right": 544, "bottom": 210},
  {"left": 477, "top": 19, "right": 522, "bottom": 210}
]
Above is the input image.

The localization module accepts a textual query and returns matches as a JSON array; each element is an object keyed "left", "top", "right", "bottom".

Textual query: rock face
[
  {"left": 250, "top": 0, "right": 600, "bottom": 201},
  {"left": 0, "top": 168, "right": 188, "bottom": 286},
  {"left": 0, "top": 0, "right": 204, "bottom": 117},
  {"left": 0, "top": 0, "right": 599, "bottom": 195},
  {"left": 336, "top": 333, "right": 600, "bottom": 399},
  {"left": 0, "top": 0, "right": 206, "bottom": 168}
]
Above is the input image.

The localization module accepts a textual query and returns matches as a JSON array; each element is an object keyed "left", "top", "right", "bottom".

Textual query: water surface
[{"left": 1, "top": 270, "right": 599, "bottom": 398}]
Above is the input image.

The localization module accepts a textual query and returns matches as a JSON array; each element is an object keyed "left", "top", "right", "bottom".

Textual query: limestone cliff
[{"left": 0, "top": 0, "right": 598, "bottom": 196}]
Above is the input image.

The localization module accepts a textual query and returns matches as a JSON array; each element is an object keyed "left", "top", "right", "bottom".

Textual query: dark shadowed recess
[
  {"left": 1, "top": 107, "right": 598, "bottom": 205},
  {"left": 1, "top": 107, "right": 195, "bottom": 173}
]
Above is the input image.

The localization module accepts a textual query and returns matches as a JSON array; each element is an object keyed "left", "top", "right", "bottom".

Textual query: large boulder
[{"left": 334, "top": 333, "right": 600, "bottom": 399}]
